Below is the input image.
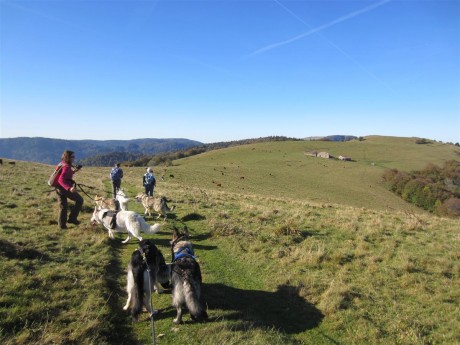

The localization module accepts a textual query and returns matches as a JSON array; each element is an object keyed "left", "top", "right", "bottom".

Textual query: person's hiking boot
[
  {"left": 60, "top": 225, "right": 68, "bottom": 230},
  {"left": 68, "top": 219, "right": 81, "bottom": 225}
]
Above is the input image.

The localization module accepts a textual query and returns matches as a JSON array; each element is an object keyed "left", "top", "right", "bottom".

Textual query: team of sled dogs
[
  {"left": 94, "top": 191, "right": 174, "bottom": 219},
  {"left": 91, "top": 190, "right": 174, "bottom": 243},
  {"left": 123, "top": 227, "right": 208, "bottom": 324},
  {"left": 91, "top": 190, "right": 208, "bottom": 323}
]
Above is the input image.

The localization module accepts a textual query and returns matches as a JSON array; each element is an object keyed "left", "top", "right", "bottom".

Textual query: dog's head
[
  {"left": 171, "top": 226, "right": 192, "bottom": 253},
  {"left": 94, "top": 195, "right": 103, "bottom": 208},
  {"left": 172, "top": 225, "right": 189, "bottom": 242},
  {"left": 135, "top": 192, "right": 146, "bottom": 202},
  {"left": 138, "top": 239, "right": 156, "bottom": 255},
  {"left": 138, "top": 240, "right": 164, "bottom": 267}
]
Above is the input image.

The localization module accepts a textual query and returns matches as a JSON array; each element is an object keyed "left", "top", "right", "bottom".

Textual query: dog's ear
[
  {"left": 183, "top": 225, "right": 189, "bottom": 237},
  {"left": 172, "top": 226, "right": 179, "bottom": 241}
]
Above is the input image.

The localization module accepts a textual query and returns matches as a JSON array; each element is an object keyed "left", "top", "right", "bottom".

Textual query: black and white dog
[
  {"left": 170, "top": 226, "right": 208, "bottom": 324},
  {"left": 123, "top": 240, "right": 170, "bottom": 320}
]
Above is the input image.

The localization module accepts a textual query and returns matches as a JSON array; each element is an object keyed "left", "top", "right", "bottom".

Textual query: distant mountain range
[
  {"left": 0, "top": 135, "right": 360, "bottom": 166},
  {"left": 304, "top": 135, "right": 358, "bottom": 142},
  {"left": 0, "top": 137, "right": 203, "bottom": 165}
]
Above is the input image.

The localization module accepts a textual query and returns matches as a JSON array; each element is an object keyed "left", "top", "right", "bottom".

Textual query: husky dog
[
  {"left": 170, "top": 226, "right": 208, "bottom": 324},
  {"left": 135, "top": 193, "right": 175, "bottom": 220},
  {"left": 123, "top": 240, "right": 171, "bottom": 320},
  {"left": 95, "top": 194, "right": 120, "bottom": 211},
  {"left": 116, "top": 189, "right": 129, "bottom": 211},
  {"left": 90, "top": 206, "right": 161, "bottom": 243}
]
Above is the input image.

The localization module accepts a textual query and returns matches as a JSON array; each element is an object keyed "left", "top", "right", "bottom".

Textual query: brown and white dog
[
  {"left": 94, "top": 194, "right": 119, "bottom": 211},
  {"left": 135, "top": 193, "right": 175, "bottom": 220}
]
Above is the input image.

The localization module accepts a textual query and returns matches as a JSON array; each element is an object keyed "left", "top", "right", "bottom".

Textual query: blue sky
[{"left": 1, "top": 0, "right": 459, "bottom": 144}]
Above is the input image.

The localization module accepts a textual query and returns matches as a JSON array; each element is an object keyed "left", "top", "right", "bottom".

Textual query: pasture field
[
  {"left": 0, "top": 136, "right": 459, "bottom": 344},
  {"left": 168, "top": 136, "right": 459, "bottom": 212}
]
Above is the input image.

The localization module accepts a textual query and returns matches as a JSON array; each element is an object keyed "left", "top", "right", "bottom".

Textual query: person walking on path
[
  {"left": 143, "top": 167, "right": 156, "bottom": 197},
  {"left": 110, "top": 163, "right": 124, "bottom": 198},
  {"left": 54, "top": 150, "right": 84, "bottom": 229}
]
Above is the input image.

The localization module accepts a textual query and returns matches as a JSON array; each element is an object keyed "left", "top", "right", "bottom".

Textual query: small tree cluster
[
  {"left": 383, "top": 160, "right": 460, "bottom": 217},
  {"left": 415, "top": 138, "right": 431, "bottom": 144}
]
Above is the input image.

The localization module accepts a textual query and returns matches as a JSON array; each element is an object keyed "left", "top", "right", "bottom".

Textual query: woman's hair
[{"left": 61, "top": 150, "right": 75, "bottom": 164}]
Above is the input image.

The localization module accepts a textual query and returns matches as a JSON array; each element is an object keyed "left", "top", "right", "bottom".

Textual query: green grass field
[{"left": 1, "top": 136, "right": 459, "bottom": 344}]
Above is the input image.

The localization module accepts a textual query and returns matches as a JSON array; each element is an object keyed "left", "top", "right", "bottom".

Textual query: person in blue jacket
[{"left": 143, "top": 167, "right": 156, "bottom": 197}]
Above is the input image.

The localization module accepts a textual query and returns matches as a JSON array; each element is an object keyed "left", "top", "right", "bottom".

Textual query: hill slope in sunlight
[{"left": 164, "top": 136, "right": 460, "bottom": 213}]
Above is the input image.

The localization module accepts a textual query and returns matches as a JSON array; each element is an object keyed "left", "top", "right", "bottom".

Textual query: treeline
[
  {"left": 79, "top": 136, "right": 300, "bottom": 167},
  {"left": 127, "top": 136, "right": 301, "bottom": 167},
  {"left": 382, "top": 160, "right": 460, "bottom": 217},
  {"left": 80, "top": 151, "right": 145, "bottom": 167}
]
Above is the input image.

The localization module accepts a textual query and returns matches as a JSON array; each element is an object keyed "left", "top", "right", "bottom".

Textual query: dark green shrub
[{"left": 383, "top": 160, "right": 460, "bottom": 217}]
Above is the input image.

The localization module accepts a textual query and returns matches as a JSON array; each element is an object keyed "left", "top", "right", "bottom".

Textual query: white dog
[
  {"left": 116, "top": 189, "right": 129, "bottom": 211},
  {"left": 90, "top": 206, "right": 161, "bottom": 243}
]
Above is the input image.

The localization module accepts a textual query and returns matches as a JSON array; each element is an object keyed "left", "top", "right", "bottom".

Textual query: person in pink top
[{"left": 55, "top": 150, "right": 84, "bottom": 229}]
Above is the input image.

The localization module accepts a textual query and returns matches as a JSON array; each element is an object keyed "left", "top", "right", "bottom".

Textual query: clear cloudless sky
[{"left": 1, "top": 0, "right": 459, "bottom": 144}]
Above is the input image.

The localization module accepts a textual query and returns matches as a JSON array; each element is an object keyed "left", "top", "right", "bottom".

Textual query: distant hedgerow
[{"left": 383, "top": 160, "right": 460, "bottom": 217}]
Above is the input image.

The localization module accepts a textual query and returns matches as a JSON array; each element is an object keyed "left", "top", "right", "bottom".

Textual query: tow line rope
[{"left": 140, "top": 250, "right": 156, "bottom": 345}]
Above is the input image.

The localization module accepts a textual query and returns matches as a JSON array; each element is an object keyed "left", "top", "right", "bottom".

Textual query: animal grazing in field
[
  {"left": 170, "top": 226, "right": 208, "bottom": 324},
  {"left": 94, "top": 194, "right": 119, "bottom": 211},
  {"left": 90, "top": 206, "right": 160, "bottom": 243},
  {"left": 123, "top": 239, "right": 171, "bottom": 320},
  {"left": 135, "top": 193, "right": 175, "bottom": 220},
  {"left": 116, "top": 189, "right": 129, "bottom": 211}
]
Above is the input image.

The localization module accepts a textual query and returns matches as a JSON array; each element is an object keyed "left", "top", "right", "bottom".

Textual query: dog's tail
[
  {"left": 146, "top": 222, "right": 161, "bottom": 234},
  {"left": 184, "top": 280, "right": 208, "bottom": 321},
  {"left": 137, "top": 214, "right": 161, "bottom": 234}
]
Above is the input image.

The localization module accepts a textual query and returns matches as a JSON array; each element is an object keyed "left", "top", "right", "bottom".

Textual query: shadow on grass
[
  {"left": 102, "top": 241, "right": 139, "bottom": 344},
  {"left": 181, "top": 212, "right": 206, "bottom": 221},
  {"left": 204, "top": 283, "right": 324, "bottom": 334},
  {"left": 0, "top": 239, "right": 51, "bottom": 261}
]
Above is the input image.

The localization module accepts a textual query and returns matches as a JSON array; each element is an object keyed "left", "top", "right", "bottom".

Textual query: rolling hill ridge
[{"left": 0, "top": 137, "right": 202, "bottom": 164}]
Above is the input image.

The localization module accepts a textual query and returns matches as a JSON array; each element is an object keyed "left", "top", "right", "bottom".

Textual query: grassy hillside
[
  {"left": 165, "top": 136, "right": 460, "bottom": 212},
  {"left": 0, "top": 136, "right": 459, "bottom": 344}
]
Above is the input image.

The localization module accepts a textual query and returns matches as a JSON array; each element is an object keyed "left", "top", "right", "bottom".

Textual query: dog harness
[
  {"left": 173, "top": 246, "right": 195, "bottom": 262},
  {"left": 102, "top": 210, "right": 118, "bottom": 229}
]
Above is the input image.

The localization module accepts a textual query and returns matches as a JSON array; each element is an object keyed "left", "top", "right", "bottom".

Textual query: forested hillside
[
  {"left": 0, "top": 137, "right": 202, "bottom": 164},
  {"left": 383, "top": 160, "right": 460, "bottom": 217}
]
